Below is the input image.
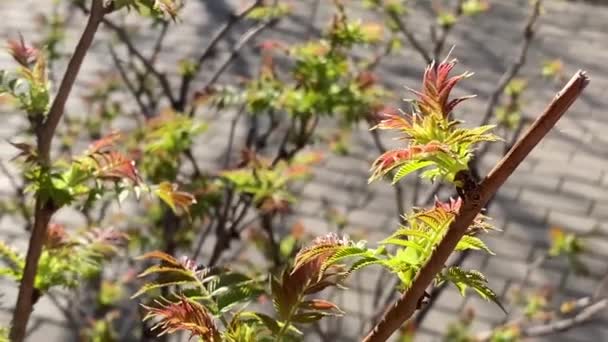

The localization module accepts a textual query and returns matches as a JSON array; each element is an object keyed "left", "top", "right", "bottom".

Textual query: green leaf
[
  {"left": 456, "top": 235, "right": 495, "bottom": 255},
  {"left": 131, "top": 279, "right": 198, "bottom": 299},
  {"left": 389, "top": 228, "right": 433, "bottom": 242},
  {"left": 379, "top": 238, "right": 426, "bottom": 254},
  {"left": 392, "top": 160, "right": 434, "bottom": 184},
  {"left": 320, "top": 246, "right": 373, "bottom": 275},
  {"left": 216, "top": 282, "right": 264, "bottom": 313},
  {"left": 0, "top": 240, "right": 25, "bottom": 274},
  {"left": 154, "top": 181, "right": 196, "bottom": 215},
  {"left": 347, "top": 257, "right": 383, "bottom": 274},
  {"left": 237, "top": 312, "right": 282, "bottom": 335},
  {"left": 439, "top": 266, "right": 506, "bottom": 314}
]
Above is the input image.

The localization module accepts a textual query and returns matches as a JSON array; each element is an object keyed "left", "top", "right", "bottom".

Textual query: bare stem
[{"left": 363, "top": 71, "right": 589, "bottom": 341}]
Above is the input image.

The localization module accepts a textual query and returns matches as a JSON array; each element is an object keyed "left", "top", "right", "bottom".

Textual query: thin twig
[
  {"left": 177, "top": 0, "right": 262, "bottom": 110},
  {"left": 76, "top": 3, "right": 178, "bottom": 107},
  {"left": 363, "top": 71, "right": 589, "bottom": 341},
  {"left": 478, "top": 0, "right": 541, "bottom": 127},
  {"left": 0, "top": 160, "right": 32, "bottom": 230},
  {"left": 200, "top": 20, "right": 276, "bottom": 96},
  {"left": 109, "top": 44, "right": 151, "bottom": 118},
  {"left": 432, "top": 0, "right": 464, "bottom": 61},
  {"left": 385, "top": 10, "right": 432, "bottom": 64},
  {"left": 477, "top": 298, "right": 607, "bottom": 341}
]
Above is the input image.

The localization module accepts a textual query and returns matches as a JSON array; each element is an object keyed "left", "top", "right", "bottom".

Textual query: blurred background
[{"left": 1, "top": 0, "right": 608, "bottom": 341}]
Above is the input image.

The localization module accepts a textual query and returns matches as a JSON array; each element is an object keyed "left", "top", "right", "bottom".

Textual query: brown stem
[
  {"left": 38, "top": 0, "right": 106, "bottom": 165},
  {"left": 363, "top": 71, "right": 589, "bottom": 341},
  {"left": 10, "top": 2, "right": 106, "bottom": 340}
]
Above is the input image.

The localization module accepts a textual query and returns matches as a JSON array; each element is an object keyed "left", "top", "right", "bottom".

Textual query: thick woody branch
[
  {"left": 10, "top": 2, "right": 107, "bottom": 341},
  {"left": 38, "top": 0, "right": 107, "bottom": 165},
  {"left": 363, "top": 71, "right": 589, "bottom": 342}
]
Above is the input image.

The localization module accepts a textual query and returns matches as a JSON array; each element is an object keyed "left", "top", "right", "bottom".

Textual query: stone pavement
[{"left": 1, "top": 0, "right": 608, "bottom": 341}]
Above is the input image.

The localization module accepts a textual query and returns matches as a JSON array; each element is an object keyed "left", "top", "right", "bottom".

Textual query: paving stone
[
  {"left": 482, "top": 234, "right": 534, "bottom": 261},
  {"left": 504, "top": 220, "right": 551, "bottom": 247},
  {"left": 564, "top": 273, "right": 598, "bottom": 296},
  {"left": 533, "top": 159, "right": 602, "bottom": 183},
  {"left": 561, "top": 180, "right": 608, "bottom": 200},
  {"left": 581, "top": 237, "right": 608, "bottom": 258},
  {"left": 420, "top": 307, "right": 461, "bottom": 336},
  {"left": 432, "top": 286, "right": 467, "bottom": 312},
  {"left": 2, "top": 0, "right": 608, "bottom": 341},
  {"left": 590, "top": 202, "right": 608, "bottom": 220},
  {"left": 520, "top": 189, "right": 592, "bottom": 215},
  {"left": 463, "top": 295, "right": 507, "bottom": 324},
  {"left": 485, "top": 257, "right": 562, "bottom": 287},
  {"left": 547, "top": 211, "right": 599, "bottom": 235}
]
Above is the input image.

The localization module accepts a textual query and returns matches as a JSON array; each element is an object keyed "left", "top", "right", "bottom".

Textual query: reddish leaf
[
  {"left": 142, "top": 295, "right": 220, "bottom": 341},
  {"left": 87, "top": 131, "right": 122, "bottom": 154},
  {"left": 369, "top": 142, "right": 447, "bottom": 180},
  {"left": 154, "top": 182, "right": 197, "bottom": 215},
  {"left": 414, "top": 58, "right": 474, "bottom": 118},
  {"left": 90, "top": 151, "right": 141, "bottom": 184},
  {"left": 44, "top": 223, "right": 71, "bottom": 249},
  {"left": 9, "top": 141, "right": 37, "bottom": 163},
  {"left": 300, "top": 299, "right": 342, "bottom": 312},
  {"left": 137, "top": 250, "right": 198, "bottom": 273},
  {"left": 7, "top": 35, "right": 38, "bottom": 67}
]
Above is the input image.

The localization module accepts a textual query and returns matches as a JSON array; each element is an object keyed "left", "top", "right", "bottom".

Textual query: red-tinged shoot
[
  {"left": 7, "top": 36, "right": 38, "bottom": 67},
  {"left": 142, "top": 296, "right": 220, "bottom": 341},
  {"left": 369, "top": 57, "right": 499, "bottom": 184}
]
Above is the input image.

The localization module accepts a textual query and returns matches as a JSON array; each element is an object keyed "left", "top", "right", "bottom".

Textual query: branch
[
  {"left": 177, "top": 0, "right": 262, "bottom": 110},
  {"left": 10, "top": 2, "right": 107, "bottom": 341},
  {"left": 363, "top": 71, "right": 589, "bottom": 341},
  {"left": 198, "top": 19, "right": 276, "bottom": 99},
  {"left": 385, "top": 10, "right": 432, "bottom": 64},
  {"left": 109, "top": 44, "right": 152, "bottom": 118},
  {"left": 476, "top": 298, "right": 607, "bottom": 341},
  {"left": 432, "top": 0, "right": 464, "bottom": 61},
  {"left": 38, "top": 0, "right": 107, "bottom": 164},
  {"left": 479, "top": 0, "right": 541, "bottom": 126},
  {"left": 77, "top": 3, "right": 178, "bottom": 107},
  {"left": 525, "top": 298, "right": 607, "bottom": 336}
]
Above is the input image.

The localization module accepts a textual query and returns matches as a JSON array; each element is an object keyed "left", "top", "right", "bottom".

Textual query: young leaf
[
  {"left": 154, "top": 181, "right": 197, "bottom": 215},
  {"left": 456, "top": 235, "right": 495, "bottom": 255},
  {"left": 438, "top": 266, "right": 506, "bottom": 314},
  {"left": 392, "top": 160, "right": 434, "bottom": 184},
  {"left": 142, "top": 295, "right": 220, "bottom": 341}
]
